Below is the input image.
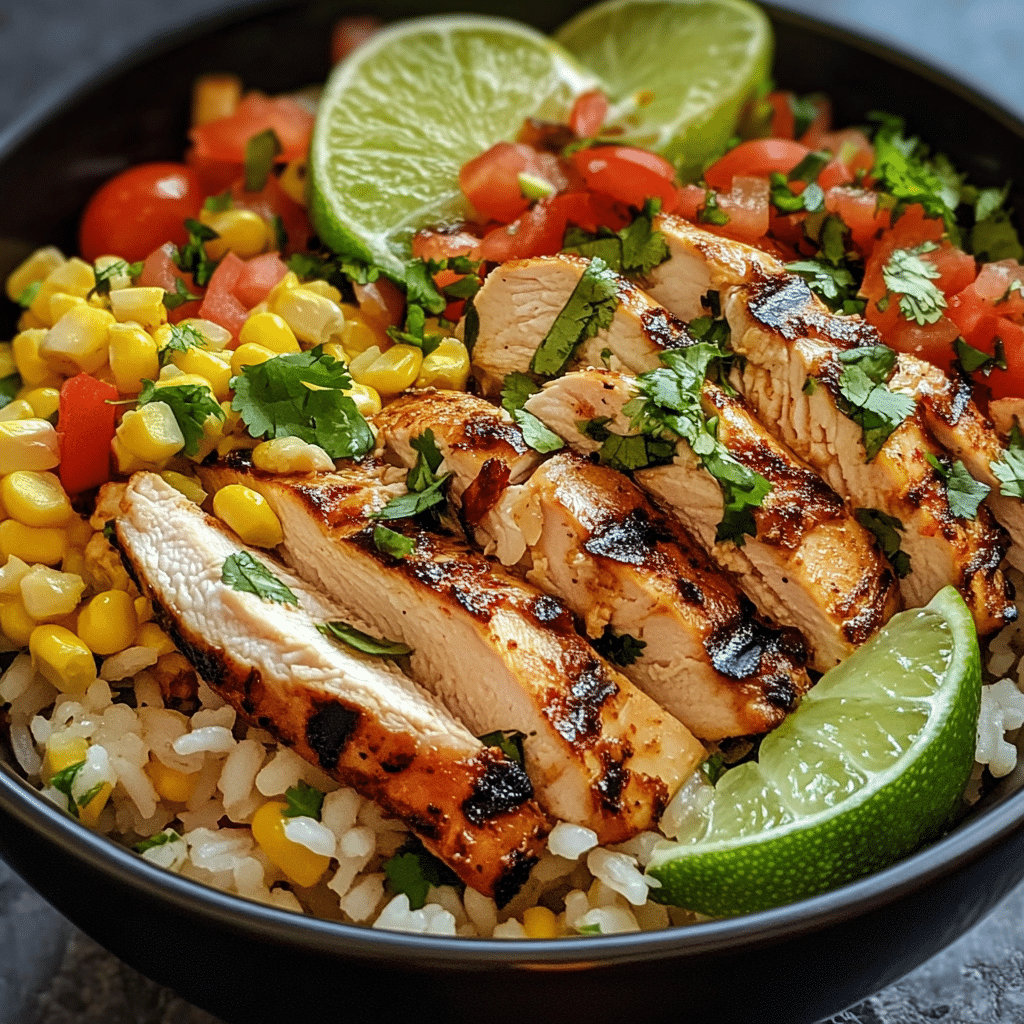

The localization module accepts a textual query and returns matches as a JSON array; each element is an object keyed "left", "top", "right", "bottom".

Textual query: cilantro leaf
[
  {"left": 478, "top": 729, "right": 526, "bottom": 763},
  {"left": 222, "top": 551, "right": 298, "bottom": 606},
  {"left": 50, "top": 760, "right": 87, "bottom": 815},
  {"left": 786, "top": 259, "right": 862, "bottom": 312},
  {"left": 0, "top": 373, "right": 21, "bottom": 410},
  {"left": 272, "top": 214, "right": 288, "bottom": 253},
  {"left": 283, "top": 781, "right": 325, "bottom": 820},
  {"left": 407, "top": 429, "right": 444, "bottom": 492},
  {"left": 788, "top": 150, "right": 831, "bottom": 184},
  {"left": 925, "top": 453, "right": 990, "bottom": 519},
  {"left": 788, "top": 93, "right": 822, "bottom": 137},
  {"left": 174, "top": 218, "right": 220, "bottom": 288},
  {"left": 286, "top": 251, "right": 380, "bottom": 291},
  {"left": 971, "top": 208, "right": 1024, "bottom": 263},
  {"left": 993, "top": 424, "right": 1024, "bottom": 499},
  {"left": 231, "top": 347, "right": 373, "bottom": 460},
  {"left": 882, "top": 242, "right": 946, "bottom": 325},
  {"left": 371, "top": 476, "right": 449, "bottom": 521},
  {"left": 204, "top": 190, "right": 232, "bottom": 212},
  {"left": 17, "top": 280, "right": 41, "bottom": 309},
  {"left": 531, "top": 258, "right": 620, "bottom": 377},
  {"left": 137, "top": 379, "right": 225, "bottom": 458},
  {"left": 158, "top": 322, "right": 207, "bottom": 364},
  {"left": 403, "top": 259, "right": 446, "bottom": 315},
  {"left": 855, "top": 508, "right": 911, "bottom": 578},
  {"left": 134, "top": 829, "right": 183, "bottom": 853},
  {"left": 701, "top": 753, "right": 726, "bottom": 786},
  {"left": 500, "top": 372, "right": 565, "bottom": 454},
  {"left": 832, "top": 346, "right": 915, "bottom": 460},
  {"left": 372, "top": 524, "right": 415, "bottom": 559},
  {"left": 383, "top": 839, "right": 461, "bottom": 909},
  {"left": 244, "top": 128, "right": 283, "bottom": 192},
  {"left": 592, "top": 626, "right": 646, "bottom": 666},
  {"left": 162, "top": 277, "right": 201, "bottom": 311},
  {"left": 386, "top": 303, "right": 444, "bottom": 354},
  {"left": 953, "top": 336, "right": 1006, "bottom": 375},
  {"left": 698, "top": 189, "right": 730, "bottom": 226},
  {"left": 89, "top": 258, "right": 143, "bottom": 298},
  {"left": 562, "top": 199, "right": 669, "bottom": 277}
]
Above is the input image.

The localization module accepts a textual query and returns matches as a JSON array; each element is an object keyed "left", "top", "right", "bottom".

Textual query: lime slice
[
  {"left": 309, "top": 15, "right": 598, "bottom": 278},
  {"left": 554, "top": 0, "right": 772, "bottom": 179},
  {"left": 646, "top": 586, "right": 982, "bottom": 917}
]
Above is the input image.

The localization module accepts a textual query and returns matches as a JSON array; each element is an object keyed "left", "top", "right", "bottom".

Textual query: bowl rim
[{"left": 3, "top": 0, "right": 1024, "bottom": 968}]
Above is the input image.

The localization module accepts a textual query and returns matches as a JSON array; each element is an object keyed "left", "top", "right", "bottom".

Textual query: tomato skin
[
  {"left": 411, "top": 228, "right": 481, "bottom": 262},
  {"left": 818, "top": 128, "right": 874, "bottom": 177},
  {"left": 57, "top": 374, "right": 118, "bottom": 495},
  {"left": 461, "top": 142, "right": 552, "bottom": 224},
  {"left": 765, "top": 92, "right": 796, "bottom": 139},
  {"left": 189, "top": 93, "right": 314, "bottom": 165},
  {"left": 570, "top": 146, "right": 678, "bottom": 211},
  {"left": 199, "top": 252, "right": 248, "bottom": 341},
  {"left": 675, "top": 184, "right": 706, "bottom": 221},
  {"left": 547, "top": 191, "right": 629, "bottom": 234},
  {"left": 79, "top": 163, "right": 203, "bottom": 264},
  {"left": 233, "top": 253, "right": 289, "bottom": 308},
  {"left": 704, "top": 139, "right": 809, "bottom": 191},
  {"left": 824, "top": 187, "right": 890, "bottom": 253},
  {"left": 569, "top": 90, "right": 609, "bottom": 138},
  {"left": 714, "top": 176, "right": 769, "bottom": 243},
  {"left": 478, "top": 199, "right": 567, "bottom": 262},
  {"left": 925, "top": 242, "right": 977, "bottom": 299}
]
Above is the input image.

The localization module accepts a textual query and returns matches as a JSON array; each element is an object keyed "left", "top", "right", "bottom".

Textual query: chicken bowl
[{"left": 2, "top": 1, "right": 1024, "bottom": 1022}]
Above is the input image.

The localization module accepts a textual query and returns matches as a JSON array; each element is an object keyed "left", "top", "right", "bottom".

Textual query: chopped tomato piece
[
  {"left": 824, "top": 187, "right": 890, "bottom": 253},
  {"left": 860, "top": 203, "right": 945, "bottom": 306},
  {"left": 972, "top": 260, "right": 1024, "bottom": 319},
  {"left": 330, "top": 16, "right": 383, "bottom": 63},
  {"left": 199, "top": 252, "right": 248, "bottom": 341},
  {"left": 570, "top": 146, "right": 678, "bottom": 212},
  {"left": 704, "top": 139, "right": 809, "bottom": 191},
  {"left": 817, "top": 158, "right": 854, "bottom": 192},
  {"left": 818, "top": 128, "right": 875, "bottom": 177},
  {"left": 411, "top": 227, "right": 481, "bottom": 262},
  {"left": 460, "top": 142, "right": 557, "bottom": 224},
  {"left": 186, "top": 152, "right": 244, "bottom": 197},
  {"left": 569, "top": 90, "right": 609, "bottom": 139},
  {"left": 714, "top": 176, "right": 770, "bottom": 243},
  {"left": 189, "top": 92, "right": 314, "bottom": 166},
  {"left": 765, "top": 92, "right": 796, "bottom": 139},
  {"left": 58, "top": 374, "right": 118, "bottom": 495},
  {"left": 139, "top": 243, "right": 204, "bottom": 323},
  {"left": 988, "top": 319, "right": 1024, "bottom": 399},
  {"left": 924, "top": 242, "right": 977, "bottom": 299},
  {"left": 233, "top": 252, "right": 289, "bottom": 308},
  {"left": 947, "top": 286, "right": 996, "bottom": 343},
  {"left": 478, "top": 198, "right": 568, "bottom": 262},
  {"left": 675, "top": 184, "right": 706, "bottom": 222},
  {"left": 354, "top": 278, "right": 404, "bottom": 331},
  {"left": 547, "top": 191, "right": 630, "bottom": 234},
  {"left": 883, "top": 315, "right": 961, "bottom": 374},
  {"left": 799, "top": 96, "right": 832, "bottom": 149}
]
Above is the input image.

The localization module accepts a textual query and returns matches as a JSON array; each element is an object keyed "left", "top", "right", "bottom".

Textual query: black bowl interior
[{"left": 2, "top": 3, "right": 1024, "bottom": 1023}]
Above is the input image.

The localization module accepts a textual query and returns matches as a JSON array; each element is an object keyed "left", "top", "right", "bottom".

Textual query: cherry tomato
[
  {"left": 569, "top": 90, "right": 609, "bottom": 139},
  {"left": 79, "top": 163, "right": 203, "bottom": 263},
  {"left": 477, "top": 198, "right": 568, "bottom": 262},
  {"left": 460, "top": 142, "right": 556, "bottom": 224},
  {"left": 571, "top": 146, "right": 678, "bottom": 212},
  {"left": 704, "top": 139, "right": 810, "bottom": 191}
]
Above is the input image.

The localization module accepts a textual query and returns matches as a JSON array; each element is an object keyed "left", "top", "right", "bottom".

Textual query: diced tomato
[
  {"left": 57, "top": 374, "right": 118, "bottom": 495},
  {"left": 972, "top": 260, "right": 1024, "bottom": 319},
  {"left": 189, "top": 92, "right": 314, "bottom": 166},
  {"left": 411, "top": 227, "right": 482, "bottom": 262},
  {"left": 460, "top": 142, "right": 557, "bottom": 224},
  {"left": 675, "top": 184, "right": 706, "bottom": 222},
  {"left": 817, "top": 158, "right": 854, "bottom": 192},
  {"left": 799, "top": 96, "right": 832, "bottom": 149},
  {"left": 987, "top": 320, "right": 1024, "bottom": 399},
  {"left": 570, "top": 146, "right": 678, "bottom": 212},
  {"left": 547, "top": 191, "right": 630, "bottom": 235},
  {"left": 79, "top": 163, "right": 204, "bottom": 264},
  {"left": 199, "top": 252, "right": 248, "bottom": 341},
  {"left": 233, "top": 252, "right": 289, "bottom": 308},
  {"left": 330, "top": 16, "right": 383, "bottom": 64},
  {"left": 883, "top": 315, "right": 961, "bottom": 373},
  {"left": 354, "top": 278, "right": 404, "bottom": 331},
  {"left": 704, "top": 139, "right": 810, "bottom": 191},
  {"left": 860, "top": 203, "right": 945, "bottom": 306},
  {"left": 765, "top": 92, "right": 796, "bottom": 139},
  {"left": 569, "top": 90, "right": 609, "bottom": 139},
  {"left": 478, "top": 198, "right": 568, "bottom": 262},
  {"left": 947, "top": 286, "right": 996, "bottom": 343},
  {"left": 824, "top": 187, "right": 890, "bottom": 253},
  {"left": 229, "top": 174, "right": 312, "bottom": 256},
  {"left": 186, "top": 152, "right": 244, "bottom": 197},
  {"left": 139, "top": 243, "right": 203, "bottom": 323},
  {"left": 818, "top": 128, "right": 875, "bottom": 177},
  {"left": 714, "top": 176, "right": 770, "bottom": 243},
  {"left": 924, "top": 242, "right": 977, "bottom": 299}
]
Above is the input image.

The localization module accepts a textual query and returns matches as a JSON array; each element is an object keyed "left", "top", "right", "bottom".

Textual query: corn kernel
[
  {"left": 0, "top": 400, "right": 36, "bottom": 422},
  {"left": 45, "top": 257, "right": 95, "bottom": 298},
  {"left": 279, "top": 159, "right": 308, "bottom": 206},
  {"left": 40, "top": 305, "right": 114, "bottom": 376},
  {"left": 2, "top": 471, "right": 73, "bottom": 528},
  {"left": 339, "top": 313, "right": 385, "bottom": 358},
  {"left": 109, "top": 287, "right": 167, "bottom": 330},
  {"left": 416, "top": 338, "right": 470, "bottom": 392},
  {"left": 321, "top": 342, "right": 348, "bottom": 364},
  {"left": 252, "top": 436, "right": 333, "bottom": 474},
  {"left": 153, "top": 372, "right": 214, "bottom": 393},
  {"left": 20, "top": 564, "right": 85, "bottom": 620},
  {"left": 344, "top": 382, "right": 382, "bottom": 417},
  {"left": 12, "top": 329, "right": 55, "bottom": 387},
  {"left": 251, "top": 800, "right": 330, "bottom": 887},
  {"left": 215, "top": 434, "right": 259, "bottom": 458},
  {"left": 64, "top": 515, "right": 96, "bottom": 550},
  {"left": 0, "top": 519, "right": 67, "bottom": 565},
  {"left": 230, "top": 343, "right": 275, "bottom": 377},
  {"left": 30, "top": 624, "right": 96, "bottom": 694},
  {"left": 42, "top": 733, "right": 89, "bottom": 781},
  {"left": 49, "top": 292, "right": 87, "bottom": 323},
  {"left": 6, "top": 247, "right": 65, "bottom": 304},
  {"left": 200, "top": 208, "right": 271, "bottom": 261},
  {"left": 17, "top": 311, "right": 48, "bottom": 332},
  {"left": 135, "top": 621, "right": 176, "bottom": 656},
  {"left": 213, "top": 484, "right": 283, "bottom": 548},
  {"left": 78, "top": 782, "right": 112, "bottom": 827},
  {"left": 0, "top": 555, "right": 31, "bottom": 595},
  {"left": 61, "top": 548, "right": 87, "bottom": 579},
  {"left": 0, "top": 598, "right": 36, "bottom": 646},
  {"left": 76, "top": 589, "right": 138, "bottom": 655},
  {"left": 239, "top": 311, "right": 300, "bottom": 353},
  {"left": 192, "top": 72, "right": 242, "bottom": 127},
  {"left": 270, "top": 286, "right": 345, "bottom": 347},
  {"left": 109, "top": 437, "right": 154, "bottom": 475},
  {"left": 160, "top": 471, "right": 207, "bottom": 504},
  {"left": 0, "top": 343, "right": 16, "bottom": 381},
  {"left": 522, "top": 905, "right": 559, "bottom": 939},
  {"left": 134, "top": 596, "right": 153, "bottom": 624},
  {"left": 20, "top": 386, "right": 60, "bottom": 420},
  {"left": 147, "top": 758, "right": 199, "bottom": 803},
  {"left": 350, "top": 343, "right": 422, "bottom": 398},
  {"left": 107, "top": 321, "right": 159, "bottom": 395},
  {"left": 93, "top": 255, "right": 134, "bottom": 293},
  {"left": 188, "top": 412, "right": 228, "bottom": 463},
  {"left": 175, "top": 318, "right": 232, "bottom": 352},
  {"left": 302, "top": 279, "right": 342, "bottom": 303},
  {"left": 171, "top": 347, "right": 232, "bottom": 401},
  {"left": 116, "top": 403, "right": 185, "bottom": 463},
  {"left": 0, "top": 419, "right": 60, "bottom": 474}
]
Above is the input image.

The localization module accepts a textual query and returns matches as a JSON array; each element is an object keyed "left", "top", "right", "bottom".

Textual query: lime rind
[
  {"left": 646, "top": 587, "right": 982, "bottom": 916},
  {"left": 309, "top": 15, "right": 600, "bottom": 278}
]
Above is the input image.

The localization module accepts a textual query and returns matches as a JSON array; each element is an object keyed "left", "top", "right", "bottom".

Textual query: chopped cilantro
[
  {"left": 102, "top": 519, "right": 117, "bottom": 545},
  {"left": 134, "top": 829, "right": 182, "bottom": 853},
  {"left": 283, "top": 781, "right": 325, "bottom": 820},
  {"left": 993, "top": 424, "right": 1024, "bottom": 499},
  {"left": 387, "top": 303, "right": 444, "bottom": 355},
  {"left": 162, "top": 277, "right": 201, "bottom": 311},
  {"left": 403, "top": 259, "right": 447, "bottom": 315},
  {"left": 592, "top": 626, "right": 646, "bottom": 666},
  {"left": 577, "top": 922, "right": 602, "bottom": 935},
  {"left": 832, "top": 346, "right": 915, "bottom": 460},
  {"left": 0, "top": 373, "right": 21, "bottom": 410},
  {"left": 137, "top": 379, "right": 225, "bottom": 458},
  {"left": 600, "top": 347, "right": 613, "bottom": 368},
  {"left": 953, "top": 336, "right": 1006, "bottom": 375},
  {"left": 882, "top": 242, "right": 946, "bottom": 325},
  {"left": 769, "top": 172, "right": 823, "bottom": 215},
  {"left": 531, "top": 258, "right": 620, "bottom": 377},
  {"left": 478, "top": 729, "right": 526, "bottom": 763},
  {"left": 383, "top": 839, "right": 462, "bottom": 910},
  {"left": 203, "top": 190, "right": 232, "bottom": 212},
  {"left": 372, "top": 524, "right": 415, "bottom": 560},
  {"left": 925, "top": 453, "right": 990, "bottom": 519},
  {"left": 49, "top": 760, "right": 87, "bottom": 816},
  {"left": 786, "top": 259, "right": 862, "bottom": 313},
  {"left": 222, "top": 552, "right": 298, "bottom": 606},
  {"left": 500, "top": 372, "right": 565, "bottom": 454},
  {"left": 272, "top": 214, "right": 288, "bottom": 253},
  {"left": 174, "top": 218, "right": 220, "bottom": 288},
  {"left": 701, "top": 753, "right": 726, "bottom": 786},
  {"left": 244, "top": 128, "right": 283, "bottom": 192},
  {"left": 158, "top": 322, "right": 207, "bottom": 364},
  {"left": 17, "top": 280, "right": 41, "bottom": 308},
  {"left": 231, "top": 347, "right": 374, "bottom": 460},
  {"left": 788, "top": 150, "right": 831, "bottom": 184},
  {"left": 371, "top": 476, "right": 448, "bottom": 521},
  {"left": 286, "top": 251, "right": 380, "bottom": 292},
  {"left": 89, "top": 258, "right": 143, "bottom": 298},
  {"left": 788, "top": 93, "right": 822, "bottom": 137},
  {"left": 407, "top": 429, "right": 444, "bottom": 492},
  {"left": 698, "top": 189, "right": 730, "bottom": 227},
  {"left": 462, "top": 295, "right": 480, "bottom": 353},
  {"left": 971, "top": 207, "right": 1024, "bottom": 262},
  {"left": 855, "top": 508, "right": 911, "bottom": 578},
  {"left": 562, "top": 199, "right": 669, "bottom": 277}
]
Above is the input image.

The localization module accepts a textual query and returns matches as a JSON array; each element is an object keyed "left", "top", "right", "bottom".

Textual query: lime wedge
[
  {"left": 646, "top": 586, "right": 982, "bottom": 916},
  {"left": 309, "top": 15, "right": 598, "bottom": 278},
  {"left": 554, "top": 0, "right": 772, "bottom": 180}
]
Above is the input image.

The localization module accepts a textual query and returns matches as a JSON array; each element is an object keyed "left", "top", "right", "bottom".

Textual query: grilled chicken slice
[
  {"left": 200, "top": 459, "right": 704, "bottom": 843},
  {"left": 724, "top": 275, "right": 1015, "bottom": 634},
  {"left": 373, "top": 390, "right": 812, "bottom": 739},
  {"left": 115, "top": 473, "right": 549, "bottom": 902},
  {"left": 373, "top": 389, "right": 541, "bottom": 565},
  {"left": 525, "top": 369, "right": 901, "bottom": 671}
]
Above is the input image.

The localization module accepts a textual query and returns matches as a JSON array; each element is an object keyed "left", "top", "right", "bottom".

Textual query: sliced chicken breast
[
  {"left": 200, "top": 459, "right": 705, "bottom": 843},
  {"left": 115, "top": 473, "right": 549, "bottom": 902},
  {"left": 525, "top": 369, "right": 902, "bottom": 671}
]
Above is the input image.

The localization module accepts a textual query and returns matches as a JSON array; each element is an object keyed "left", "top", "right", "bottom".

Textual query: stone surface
[{"left": 1, "top": 0, "right": 1023, "bottom": 1022}]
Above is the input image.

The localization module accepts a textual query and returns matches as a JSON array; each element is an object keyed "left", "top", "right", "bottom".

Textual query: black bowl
[{"left": 2, "top": 4, "right": 1024, "bottom": 1023}]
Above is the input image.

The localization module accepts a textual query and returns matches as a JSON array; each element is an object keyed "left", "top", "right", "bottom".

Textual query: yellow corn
[
  {"left": 0, "top": 400, "right": 35, "bottom": 422},
  {"left": 78, "top": 782, "right": 112, "bottom": 827},
  {"left": 20, "top": 565, "right": 85, "bottom": 620},
  {"left": 200, "top": 208, "right": 271, "bottom": 261},
  {"left": 301, "top": 279, "right": 343, "bottom": 303},
  {"left": 415, "top": 338, "right": 470, "bottom": 391},
  {"left": 191, "top": 71, "right": 242, "bottom": 126},
  {"left": 239, "top": 311, "right": 300, "bottom": 353},
  {"left": 12, "top": 329, "right": 57, "bottom": 387},
  {"left": 279, "top": 159, "right": 308, "bottom": 206},
  {"left": 49, "top": 292, "right": 87, "bottom": 323},
  {"left": 40, "top": 305, "right": 114, "bottom": 376},
  {"left": 522, "top": 906, "right": 559, "bottom": 939},
  {"left": 109, "top": 287, "right": 166, "bottom": 330},
  {"left": 230, "top": 343, "right": 275, "bottom": 376},
  {"left": 93, "top": 255, "right": 134, "bottom": 293},
  {"left": 147, "top": 758, "right": 199, "bottom": 802},
  {"left": 269, "top": 286, "right": 345, "bottom": 347},
  {"left": 20, "top": 387, "right": 60, "bottom": 420},
  {"left": 177, "top": 318, "right": 232, "bottom": 352},
  {"left": 0, "top": 598, "right": 36, "bottom": 646},
  {"left": 116, "top": 403, "right": 185, "bottom": 464},
  {"left": 0, "top": 419, "right": 61, "bottom": 474},
  {"left": 170, "top": 347, "right": 232, "bottom": 401},
  {"left": 6, "top": 247, "right": 65, "bottom": 304},
  {"left": 42, "top": 733, "right": 89, "bottom": 781},
  {"left": 0, "top": 343, "right": 16, "bottom": 380},
  {"left": 153, "top": 371, "right": 213, "bottom": 391},
  {"left": 0, "top": 519, "right": 67, "bottom": 565},
  {"left": 2, "top": 471, "right": 73, "bottom": 528},
  {"left": 134, "top": 596, "right": 153, "bottom": 625},
  {"left": 251, "top": 800, "right": 330, "bottom": 887},
  {"left": 107, "top": 322, "right": 159, "bottom": 395},
  {"left": 215, "top": 434, "right": 259, "bottom": 458},
  {"left": 76, "top": 589, "right": 138, "bottom": 655},
  {"left": 344, "top": 382, "right": 382, "bottom": 417},
  {"left": 212, "top": 484, "right": 284, "bottom": 548},
  {"left": 29, "top": 259, "right": 95, "bottom": 325},
  {"left": 30, "top": 624, "right": 96, "bottom": 694},
  {"left": 350, "top": 343, "right": 422, "bottom": 398},
  {"left": 251, "top": 436, "right": 333, "bottom": 474},
  {"left": 61, "top": 548, "right": 86, "bottom": 579},
  {"left": 17, "top": 310, "right": 48, "bottom": 332},
  {"left": 188, "top": 411, "right": 229, "bottom": 463},
  {"left": 61, "top": 516, "right": 92, "bottom": 552},
  {"left": 265, "top": 271, "right": 299, "bottom": 307},
  {"left": 135, "top": 621, "right": 176, "bottom": 656},
  {"left": 160, "top": 470, "right": 207, "bottom": 504},
  {"left": 338, "top": 308, "right": 386, "bottom": 358}
]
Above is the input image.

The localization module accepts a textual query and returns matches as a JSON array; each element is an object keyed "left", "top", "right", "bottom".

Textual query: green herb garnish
[
  {"left": 283, "top": 781, "right": 325, "bottom": 820},
  {"left": 222, "top": 551, "right": 298, "bottom": 606},
  {"left": 854, "top": 508, "right": 911, "bottom": 578},
  {"left": 831, "top": 346, "right": 915, "bottom": 460},
  {"left": 244, "top": 128, "right": 283, "bottom": 192},
  {"left": 592, "top": 626, "right": 646, "bottom": 666},
  {"left": 925, "top": 453, "right": 990, "bottom": 519},
  {"left": 500, "top": 372, "right": 565, "bottom": 454},
  {"left": 137, "top": 379, "right": 225, "bottom": 458}
]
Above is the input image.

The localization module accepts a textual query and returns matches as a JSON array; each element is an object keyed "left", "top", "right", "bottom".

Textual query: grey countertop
[{"left": 2, "top": 1, "right": 1024, "bottom": 1021}]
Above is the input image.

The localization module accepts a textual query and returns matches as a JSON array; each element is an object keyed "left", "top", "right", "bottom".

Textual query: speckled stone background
[{"left": 1, "top": 1, "right": 1023, "bottom": 1021}]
